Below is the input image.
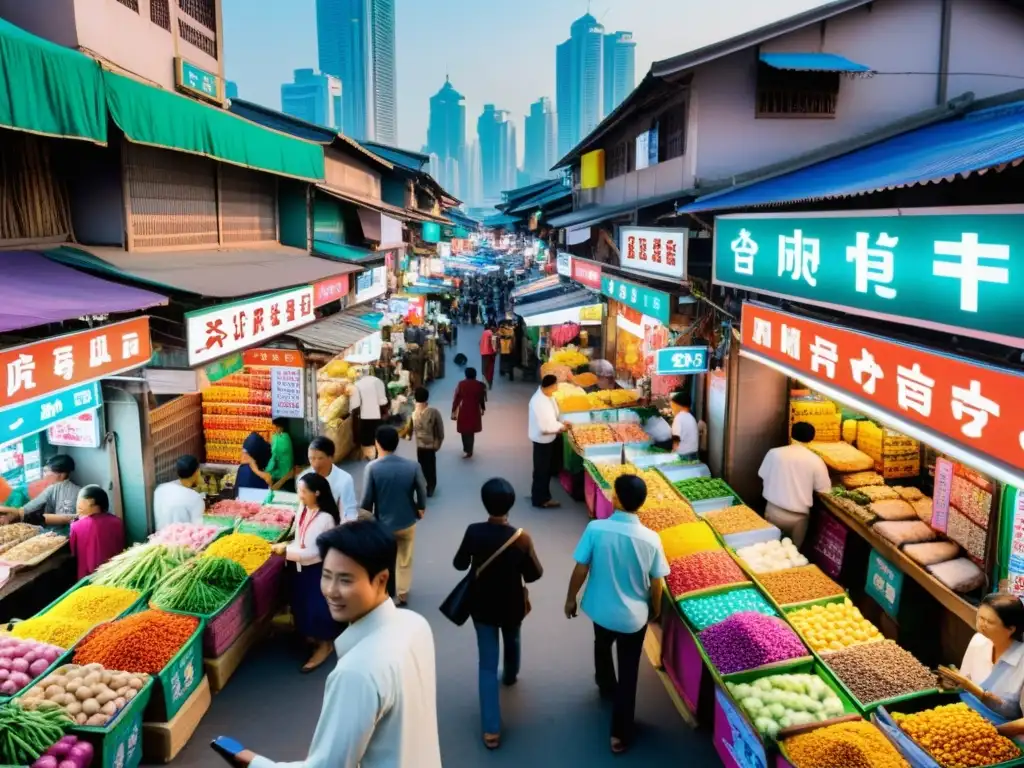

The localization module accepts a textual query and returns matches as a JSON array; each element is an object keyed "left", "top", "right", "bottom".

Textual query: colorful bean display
[
  {"left": 757, "top": 565, "right": 845, "bottom": 606},
  {"left": 680, "top": 587, "right": 776, "bottom": 630},
  {"left": 45, "top": 586, "right": 139, "bottom": 624},
  {"left": 784, "top": 720, "right": 911, "bottom": 768},
  {"left": 704, "top": 505, "right": 773, "bottom": 535},
  {"left": 665, "top": 550, "right": 748, "bottom": 597},
  {"left": 892, "top": 702, "right": 1020, "bottom": 768},
  {"left": 787, "top": 599, "right": 884, "bottom": 653},
  {"left": 822, "top": 640, "right": 936, "bottom": 705},
  {"left": 202, "top": 533, "right": 272, "bottom": 574},
  {"left": 698, "top": 612, "right": 807, "bottom": 674},
  {"left": 74, "top": 610, "right": 199, "bottom": 673},
  {"left": 10, "top": 619, "right": 94, "bottom": 650},
  {"left": 637, "top": 506, "right": 697, "bottom": 532}
]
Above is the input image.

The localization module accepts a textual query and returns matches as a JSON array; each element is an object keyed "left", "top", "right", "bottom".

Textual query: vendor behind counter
[{"left": 0, "top": 455, "right": 80, "bottom": 527}]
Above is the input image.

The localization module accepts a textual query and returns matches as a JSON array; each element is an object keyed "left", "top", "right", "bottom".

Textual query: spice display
[
  {"left": 21, "top": 663, "right": 149, "bottom": 728},
  {"left": 250, "top": 507, "right": 294, "bottom": 527},
  {"left": 673, "top": 477, "right": 737, "bottom": 503},
  {"left": 840, "top": 472, "right": 885, "bottom": 489},
  {"left": 29, "top": 734, "right": 93, "bottom": 768},
  {"left": 151, "top": 556, "right": 247, "bottom": 614},
  {"left": 949, "top": 470, "right": 993, "bottom": 528},
  {"left": 698, "top": 612, "right": 807, "bottom": 674},
  {"left": 203, "top": 532, "right": 272, "bottom": 574},
  {"left": 872, "top": 520, "right": 937, "bottom": 547},
  {"left": 869, "top": 499, "right": 917, "bottom": 521},
  {"left": 0, "top": 637, "right": 64, "bottom": 696},
  {"left": 149, "top": 523, "right": 223, "bottom": 551},
  {"left": 46, "top": 585, "right": 140, "bottom": 624},
  {"left": 0, "top": 703, "right": 72, "bottom": 766},
  {"left": 637, "top": 505, "right": 697, "bottom": 532},
  {"left": 594, "top": 462, "right": 636, "bottom": 487},
  {"left": 571, "top": 424, "right": 617, "bottom": 447},
  {"left": 0, "top": 534, "right": 66, "bottom": 565},
  {"left": 946, "top": 507, "right": 987, "bottom": 563},
  {"left": 787, "top": 599, "right": 884, "bottom": 653},
  {"left": 892, "top": 702, "right": 1020, "bottom": 768},
  {"left": 822, "top": 640, "right": 936, "bottom": 705},
  {"left": 736, "top": 538, "right": 809, "bottom": 573},
  {"left": 680, "top": 587, "right": 776, "bottom": 630},
  {"left": 726, "top": 673, "right": 846, "bottom": 739},
  {"left": 0, "top": 524, "right": 41, "bottom": 554},
  {"left": 74, "top": 610, "right": 198, "bottom": 674},
  {"left": 758, "top": 566, "right": 845, "bottom": 606},
  {"left": 784, "top": 720, "right": 910, "bottom": 768},
  {"left": 807, "top": 442, "right": 874, "bottom": 472},
  {"left": 659, "top": 523, "right": 721, "bottom": 562},
  {"left": 10, "top": 618, "right": 94, "bottom": 650},
  {"left": 91, "top": 543, "right": 194, "bottom": 593},
  {"left": 927, "top": 558, "right": 986, "bottom": 593},
  {"left": 666, "top": 550, "right": 748, "bottom": 597},
  {"left": 903, "top": 541, "right": 960, "bottom": 567},
  {"left": 609, "top": 423, "right": 648, "bottom": 444},
  {"left": 704, "top": 505, "right": 772, "bottom": 535}
]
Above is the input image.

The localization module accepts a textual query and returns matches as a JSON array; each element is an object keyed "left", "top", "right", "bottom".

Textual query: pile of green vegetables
[
  {"left": 91, "top": 543, "right": 194, "bottom": 593},
  {"left": 0, "top": 703, "right": 70, "bottom": 765},
  {"left": 150, "top": 556, "right": 247, "bottom": 614},
  {"left": 830, "top": 486, "right": 871, "bottom": 505},
  {"left": 674, "top": 477, "right": 738, "bottom": 502},
  {"left": 236, "top": 521, "right": 285, "bottom": 543}
]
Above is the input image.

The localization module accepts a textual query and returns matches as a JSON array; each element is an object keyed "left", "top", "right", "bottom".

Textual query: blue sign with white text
[
  {"left": 655, "top": 346, "right": 710, "bottom": 375},
  {"left": 0, "top": 382, "right": 102, "bottom": 448}
]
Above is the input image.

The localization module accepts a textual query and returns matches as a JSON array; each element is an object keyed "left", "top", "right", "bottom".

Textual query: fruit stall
[{"left": 314, "top": 357, "right": 359, "bottom": 462}]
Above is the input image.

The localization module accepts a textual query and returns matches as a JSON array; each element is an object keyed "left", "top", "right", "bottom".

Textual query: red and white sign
[
  {"left": 243, "top": 349, "right": 305, "bottom": 368},
  {"left": 741, "top": 302, "right": 1024, "bottom": 480},
  {"left": 313, "top": 275, "right": 350, "bottom": 308},
  {"left": 619, "top": 226, "right": 687, "bottom": 279},
  {"left": 571, "top": 258, "right": 602, "bottom": 290},
  {"left": 47, "top": 410, "right": 102, "bottom": 449},
  {"left": 1, "top": 317, "right": 151, "bottom": 409},
  {"left": 186, "top": 286, "right": 316, "bottom": 367}
]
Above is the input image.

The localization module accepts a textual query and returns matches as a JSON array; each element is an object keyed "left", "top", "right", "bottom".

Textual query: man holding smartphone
[{"left": 221, "top": 519, "right": 442, "bottom": 768}]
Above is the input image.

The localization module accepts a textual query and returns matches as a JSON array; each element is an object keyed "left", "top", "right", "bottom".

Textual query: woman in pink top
[{"left": 69, "top": 486, "right": 125, "bottom": 580}]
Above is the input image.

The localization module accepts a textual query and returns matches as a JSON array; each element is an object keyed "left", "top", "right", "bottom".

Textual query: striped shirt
[{"left": 22, "top": 480, "right": 81, "bottom": 525}]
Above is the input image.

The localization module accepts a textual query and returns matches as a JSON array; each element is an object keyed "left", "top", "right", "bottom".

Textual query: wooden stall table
[{"left": 0, "top": 551, "right": 75, "bottom": 623}]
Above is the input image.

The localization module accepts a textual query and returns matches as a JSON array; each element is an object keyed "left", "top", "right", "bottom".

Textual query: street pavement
[{"left": 168, "top": 325, "right": 718, "bottom": 766}]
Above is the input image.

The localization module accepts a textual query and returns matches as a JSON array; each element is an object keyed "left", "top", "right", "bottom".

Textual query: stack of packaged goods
[
  {"left": 317, "top": 358, "right": 357, "bottom": 433},
  {"left": 201, "top": 370, "right": 273, "bottom": 463},
  {"left": 805, "top": 441, "right": 875, "bottom": 473},
  {"left": 790, "top": 398, "right": 841, "bottom": 443},
  {"left": 855, "top": 422, "right": 920, "bottom": 479}
]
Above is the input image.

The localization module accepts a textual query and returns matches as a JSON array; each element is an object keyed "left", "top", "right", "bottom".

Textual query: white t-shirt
[
  {"left": 351, "top": 375, "right": 388, "bottom": 420},
  {"left": 757, "top": 443, "right": 832, "bottom": 515},
  {"left": 299, "top": 466, "right": 359, "bottom": 522},
  {"left": 672, "top": 410, "right": 699, "bottom": 455},
  {"left": 153, "top": 481, "right": 205, "bottom": 531},
  {"left": 961, "top": 632, "right": 1024, "bottom": 719},
  {"left": 528, "top": 389, "right": 562, "bottom": 444},
  {"left": 644, "top": 416, "right": 672, "bottom": 443}
]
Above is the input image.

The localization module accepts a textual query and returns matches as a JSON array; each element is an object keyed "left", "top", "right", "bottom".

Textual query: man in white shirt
[
  {"left": 670, "top": 393, "right": 700, "bottom": 461},
  {"left": 300, "top": 436, "right": 360, "bottom": 522},
  {"left": 153, "top": 456, "right": 205, "bottom": 531},
  {"left": 528, "top": 374, "right": 567, "bottom": 508},
  {"left": 757, "top": 422, "right": 832, "bottom": 547},
  {"left": 350, "top": 370, "right": 389, "bottom": 460},
  {"left": 239, "top": 520, "right": 442, "bottom": 768}
]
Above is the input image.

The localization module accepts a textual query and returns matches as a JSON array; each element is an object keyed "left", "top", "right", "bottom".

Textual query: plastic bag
[
  {"left": 927, "top": 557, "right": 986, "bottom": 593},
  {"left": 903, "top": 541, "right": 960, "bottom": 566}
]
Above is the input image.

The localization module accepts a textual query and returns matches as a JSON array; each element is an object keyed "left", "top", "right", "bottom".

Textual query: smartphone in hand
[{"left": 211, "top": 736, "right": 247, "bottom": 765}]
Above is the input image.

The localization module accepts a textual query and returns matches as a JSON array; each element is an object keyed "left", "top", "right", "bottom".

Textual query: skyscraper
[
  {"left": 524, "top": 97, "right": 556, "bottom": 183},
  {"left": 462, "top": 141, "right": 483, "bottom": 209},
  {"left": 603, "top": 32, "right": 636, "bottom": 117},
  {"left": 477, "top": 105, "right": 517, "bottom": 206},
  {"left": 555, "top": 13, "right": 604, "bottom": 159},
  {"left": 316, "top": 0, "right": 397, "bottom": 144},
  {"left": 426, "top": 77, "right": 466, "bottom": 195},
  {"left": 281, "top": 69, "right": 343, "bottom": 129}
]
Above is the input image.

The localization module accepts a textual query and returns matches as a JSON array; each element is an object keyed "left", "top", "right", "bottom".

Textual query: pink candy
[
  {"left": 699, "top": 611, "right": 807, "bottom": 674},
  {"left": 150, "top": 523, "right": 221, "bottom": 551}
]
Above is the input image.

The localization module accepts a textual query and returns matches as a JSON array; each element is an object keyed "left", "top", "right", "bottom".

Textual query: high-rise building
[
  {"left": 281, "top": 69, "right": 343, "bottom": 129},
  {"left": 316, "top": 0, "right": 397, "bottom": 144},
  {"left": 462, "top": 141, "right": 483, "bottom": 209},
  {"left": 426, "top": 77, "right": 466, "bottom": 196},
  {"left": 555, "top": 13, "right": 604, "bottom": 159},
  {"left": 477, "top": 105, "right": 517, "bottom": 206},
  {"left": 603, "top": 32, "right": 636, "bottom": 117},
  {"left": 524, "top": 97, "right": 557, "bottom": 183}
]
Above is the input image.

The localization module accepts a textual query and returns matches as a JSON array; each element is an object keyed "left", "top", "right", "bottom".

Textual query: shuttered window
[{"left": 220, "top": 165, "right": 276, "bottom": 244}]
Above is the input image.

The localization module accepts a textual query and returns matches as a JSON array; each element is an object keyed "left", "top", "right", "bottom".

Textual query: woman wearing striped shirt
[{"left": 0, "top": 455, "right": 81, "bottom": 527}]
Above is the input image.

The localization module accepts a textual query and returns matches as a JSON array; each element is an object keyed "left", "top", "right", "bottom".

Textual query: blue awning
[
  {"left": 483, "top": 213, "right": 522, "bottom": 229},
  {"left": 679, "top": 100, "right": 1024, "bottom": 213},
  {"left": 759, "top": 52, "right": 871, "bottom": 73}
]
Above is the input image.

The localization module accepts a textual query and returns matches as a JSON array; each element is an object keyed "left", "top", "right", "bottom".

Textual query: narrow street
[{"left": 171, "top": 325, "right": 718, "bottom": 766}]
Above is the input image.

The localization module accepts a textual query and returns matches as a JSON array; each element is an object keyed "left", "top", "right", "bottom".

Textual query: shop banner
[
  {"left": 715, "top": 206, "right": 1024, "bottom": 347},
  {"left": 355, "top": 267, "right": 387, "bottom": 304},
  {"left": 1, "top": 382, "right": 101, "bottom": 449},
  {"left": 601, "top": 275, "right": 671, "bottom": 324},
  {"left": 931, "top": 457, "right": 954, "bottom": 533},
  {"left": 187, "top": 287, "right": 316, "bottom": 367},
  {"left": 271, "top": 367, "right": 304, "bottom": 419},
  {"left": 740, "top": 302, "right": 1024, "bottom": 483},
  {"left": 571, "top": 258, "right": 602, "bottom": 290},
  {"left": 204, "top": 353, "right": 243, "bottom": 383},
  {"left": 713, "top": 688, "right": 767, "bottom": 768},
  {"left": 866, "top": 548, "right": 903, "bottom": 618},
  {"left": 619, "top": 226, "right": 687, "bottom": 279},
  {"left": 654, "top": 346, "right": 709, "bottom": 375},
  {"left": 1, "top": 317, "right": 150, "bottom": 410},
  {"left": 243, "top": 349, "right": 304, "bottom": 368},
  {"left": 812, "top": 511, "right": 848, "bottom": 579},
  {"left": 313, "top": 275, "right": 350, "bottom": 308},
  {"left": 47, "top": 408, "right": 102, "bottom": 449}
]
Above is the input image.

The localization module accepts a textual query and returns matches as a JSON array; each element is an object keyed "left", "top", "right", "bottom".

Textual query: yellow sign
[
  {"left": 580, "top": 149, "right": 605, "bottom": 189},
  {"left": 578, "top": 304, "right": 603, "bottom": 322}
]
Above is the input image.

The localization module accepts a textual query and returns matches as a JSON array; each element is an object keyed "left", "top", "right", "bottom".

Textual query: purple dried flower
[{"left": 698, "top": 611, "right": 807, "bottom": 674}]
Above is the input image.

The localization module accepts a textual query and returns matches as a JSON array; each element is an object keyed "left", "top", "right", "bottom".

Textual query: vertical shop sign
[
  {"left": 812, "top": 512, "right": 848, "bottom": 579},
  {"left": 1007, "top": 489, "right": 1024, "bottom": 596},
  {"left": 619, "top": 227, "right": 688, "bottom": 279},
  {"left": 714, "top": 688, "right": 767, "bottom": 768},
  {"left": 931, "top": 457, "right": 954, "bottom": 533},
  {"left": 866, "top": 549, "right": 903, "bottom": 619},
  {"left": 601, "top": 275, "right": 671, "bottom": 324},
  {"left": 47, "top": 409, "right": 102, "bottom": 449},
  {"left": 271, "top": 367, "right": 304, "bottom": 418},
  {"left": 654, "top": 346, "right": 709, "bottom": 375}
]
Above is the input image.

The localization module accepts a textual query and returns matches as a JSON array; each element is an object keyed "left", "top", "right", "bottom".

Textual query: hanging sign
[
  {"left": 571, "top": 258, "right": 602, "bottom": 290},
  {"left": 620, "top": 226, "right": 687, "bottom": 279},
  {"left": 187, "top": 287, "right": 316, "bottom": 367},
  {"left": 654, "top": 346, "right": 709, "bottom": 375},
  {"left": 175, "top": 57, "right": 221, "bottom": 103},
  {"left": 556, "top": 252, "right": 572, "bottom": 277},
  {"left": 1, "top": 318, "right": 150, "bottom": 410},
  {"left": 1, "top": 382, "right": 102, "bottom": 449},
  {"left": 601, "top": 275, "right": 671, "bottom": 325},
  {"left": 313, "top": 275, "right": 350, "bottom": 308},
  {"left": 243, "top": 349, "right": 305, "bottom": 368},
  {"left": 47, "top": 408, "right": 102, "bottom": 449},
  {"left": 740, "top": 302, "right": 1024, "bottom": 483},
  {"left": 271, "top": 367, "right": 304, "bottom": 418},
  {"left": 715, "top": 206, "right": 1024, "bottom": 347},
  {"left": 866, "top": 548, "right": 904, "bottom": 618},
  {"left": 931, "top": 457, "right": 954, "bottom": 533}
]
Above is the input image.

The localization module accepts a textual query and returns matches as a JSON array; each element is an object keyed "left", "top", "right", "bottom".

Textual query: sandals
[{"left": 483, "top": 734, "right": 501, "bottom": 750}]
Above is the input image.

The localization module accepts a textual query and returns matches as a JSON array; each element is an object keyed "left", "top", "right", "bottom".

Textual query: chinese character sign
[
  {"left": 313, "top": 275, "right": 350, "bottom": 308},
  {"left": 271, "top": 368, "right": 305, "bottom": 418},
  {"left": 619, "top": 227, "right": 687, "bottom": 279},
  {"left": 740, "top": 302, "right": 1024, "bottom": 479},
  {"left": 1, "top": 383, "right": 102, "bottom": 449},
  {"left": 654, "top": 346, "right": 710, "bottom": 375},
  {"left": 186, "top": 287, "right": 316, "bottom": 367},
  {"left": 1, "top": 318, "right": 150, "bottom": 410},
  {"left": 243, "top": 349, "right": 305, "bottom": 368},
  {"left": 601, "top": 276, "right": 671, "bottom": 325},
  {"left": 714, "top": 207, "right": 1024, "bottom": 346},
  {"left": 47, "top": 409, "right": 102, "bottom": 449},
  {"left": 571, "top": 258, "right": 603, "bottom": 290},
  {"left": 1007, "top": 490, "right": 1024, "bottom": 597}
]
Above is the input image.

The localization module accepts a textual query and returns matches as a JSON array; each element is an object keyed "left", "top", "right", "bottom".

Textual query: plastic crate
[
  {"left": 152, "top": 579, "right": 254, "bottom": 659},
  {"left": 71, "top": 676, "right": 155, "bottom": 768},
  {"left": 251, "top": 555, "right": 286, "bottom": 623},
  {"left": 147, "top": 618, "right": 205, "bottom": 722},
  {"left": 38, "top": 579, "right": 147, "bottom": 622}
]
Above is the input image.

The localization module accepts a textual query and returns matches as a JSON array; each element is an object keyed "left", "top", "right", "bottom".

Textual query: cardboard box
[
  {"left": 142, "top": 675, "right": 211, "bottom": 763},
  {"left": 204, "top": 615, "right": 271, "bottom": 694}
]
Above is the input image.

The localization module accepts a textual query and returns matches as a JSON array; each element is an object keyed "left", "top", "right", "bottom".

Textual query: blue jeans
[{"left": 474, "top": 622, "right": 521, "bottom": 734}]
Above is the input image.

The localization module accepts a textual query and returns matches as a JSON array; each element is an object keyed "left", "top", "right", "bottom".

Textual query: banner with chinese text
[
  {"left": 715, "top": 206, "right": 1024, "bottom": 346},
  {"left": 601, "top": 275, "right": 671, "bottom": 325},
  {"left": 619, "top": 226, "right": 687, "bottom": 279},
  {"left": 740, "top": 302, "right": 1024, "bottom": 481}
]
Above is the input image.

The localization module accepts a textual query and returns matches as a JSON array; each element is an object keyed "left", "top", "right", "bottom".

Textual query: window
[
  {"left": 756, "top": 64, "right": 839, "bottom": 118},
  {"left": 178, "top": 0, "right": 216, "bottom": 30},
  {"left": 115, "top": 0, "right": 139, "bottom": 11},
  {"left": 658, "top": 101, "right": 687, "bottom": 162},
  {"left": 150, "top": 0, "right": 170, "bottom": 30},
  {"left": 178, "top": 19, "right": 217, "bottom": 58},
  {"left": 606, "top": 142, "right": 627, "bottom": 179}
]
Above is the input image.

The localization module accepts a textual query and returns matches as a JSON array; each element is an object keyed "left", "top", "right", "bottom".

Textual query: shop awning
[
  {"left": 515, "top": 289, "right": 602, "bottom": 327},
  {"left": 103, "top": 71, "right": 325, "bottom": 181},
  {"left": 313, "top": 240, "right": 386, "bottom": 268},
  {"left": 1, "top": 251, "right": 166, "bottom": 333},
  {"left": 759, "top": 52, "right": 872, "bottom": 73},
  {"left": 483, "top": 213, "right": 522, "bottom": 229},
  {"left": 316, "top": 184, "right": 415, "bottom": 222},
  {"left": 0, "top": 19, "right": 107, "bottom": 144},
  {"left": 287, "top": 305, "right": 382, "bottom": 355},
  {"left": 679, "top": 99, "right": 1024, "bottom": 213},
  {"left": 511, "top": 274, "right": 561, "bottom": 299},
  {"left": 549, "top": 189, "right": 690, "bottom": 229},
  {"left": 509, "top": 184, "right": 572, "bottom": 214},
  {"left": 45, "top": 245, "right": 360, "bottom": 298}
]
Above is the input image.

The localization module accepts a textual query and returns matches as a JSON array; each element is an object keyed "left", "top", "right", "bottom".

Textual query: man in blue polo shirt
[{"left": 564, "top": 474, "right": 670, "bottom": 755}]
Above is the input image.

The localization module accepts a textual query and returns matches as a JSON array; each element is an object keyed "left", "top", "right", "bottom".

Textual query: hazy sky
[{"left": 222, "top": 0, "right": 828, "bottom": 152}]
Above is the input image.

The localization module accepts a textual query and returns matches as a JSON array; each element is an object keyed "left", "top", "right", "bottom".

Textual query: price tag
[{"left": 655, "top": 345, "right": 710, "bottom": 375}]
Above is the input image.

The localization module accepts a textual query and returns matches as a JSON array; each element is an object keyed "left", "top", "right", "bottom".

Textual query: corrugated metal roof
[
  {"left": 514, "top": 288, "right": 599, "bottom": 319},
  {"left": 287, "top": 304, "right": 381, "bottom": 355},
  {"left": 511, "top": 274, "right": 560, "bottom": 298},
  {"left": 510, "top": 184, "right": 572, "bottom": 214},
  {"left": 679, "top": 100, "right": 1024, "bottom": 213},
  {"left": 759, "top": 52, "right": 871, "bottom": 73}
]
